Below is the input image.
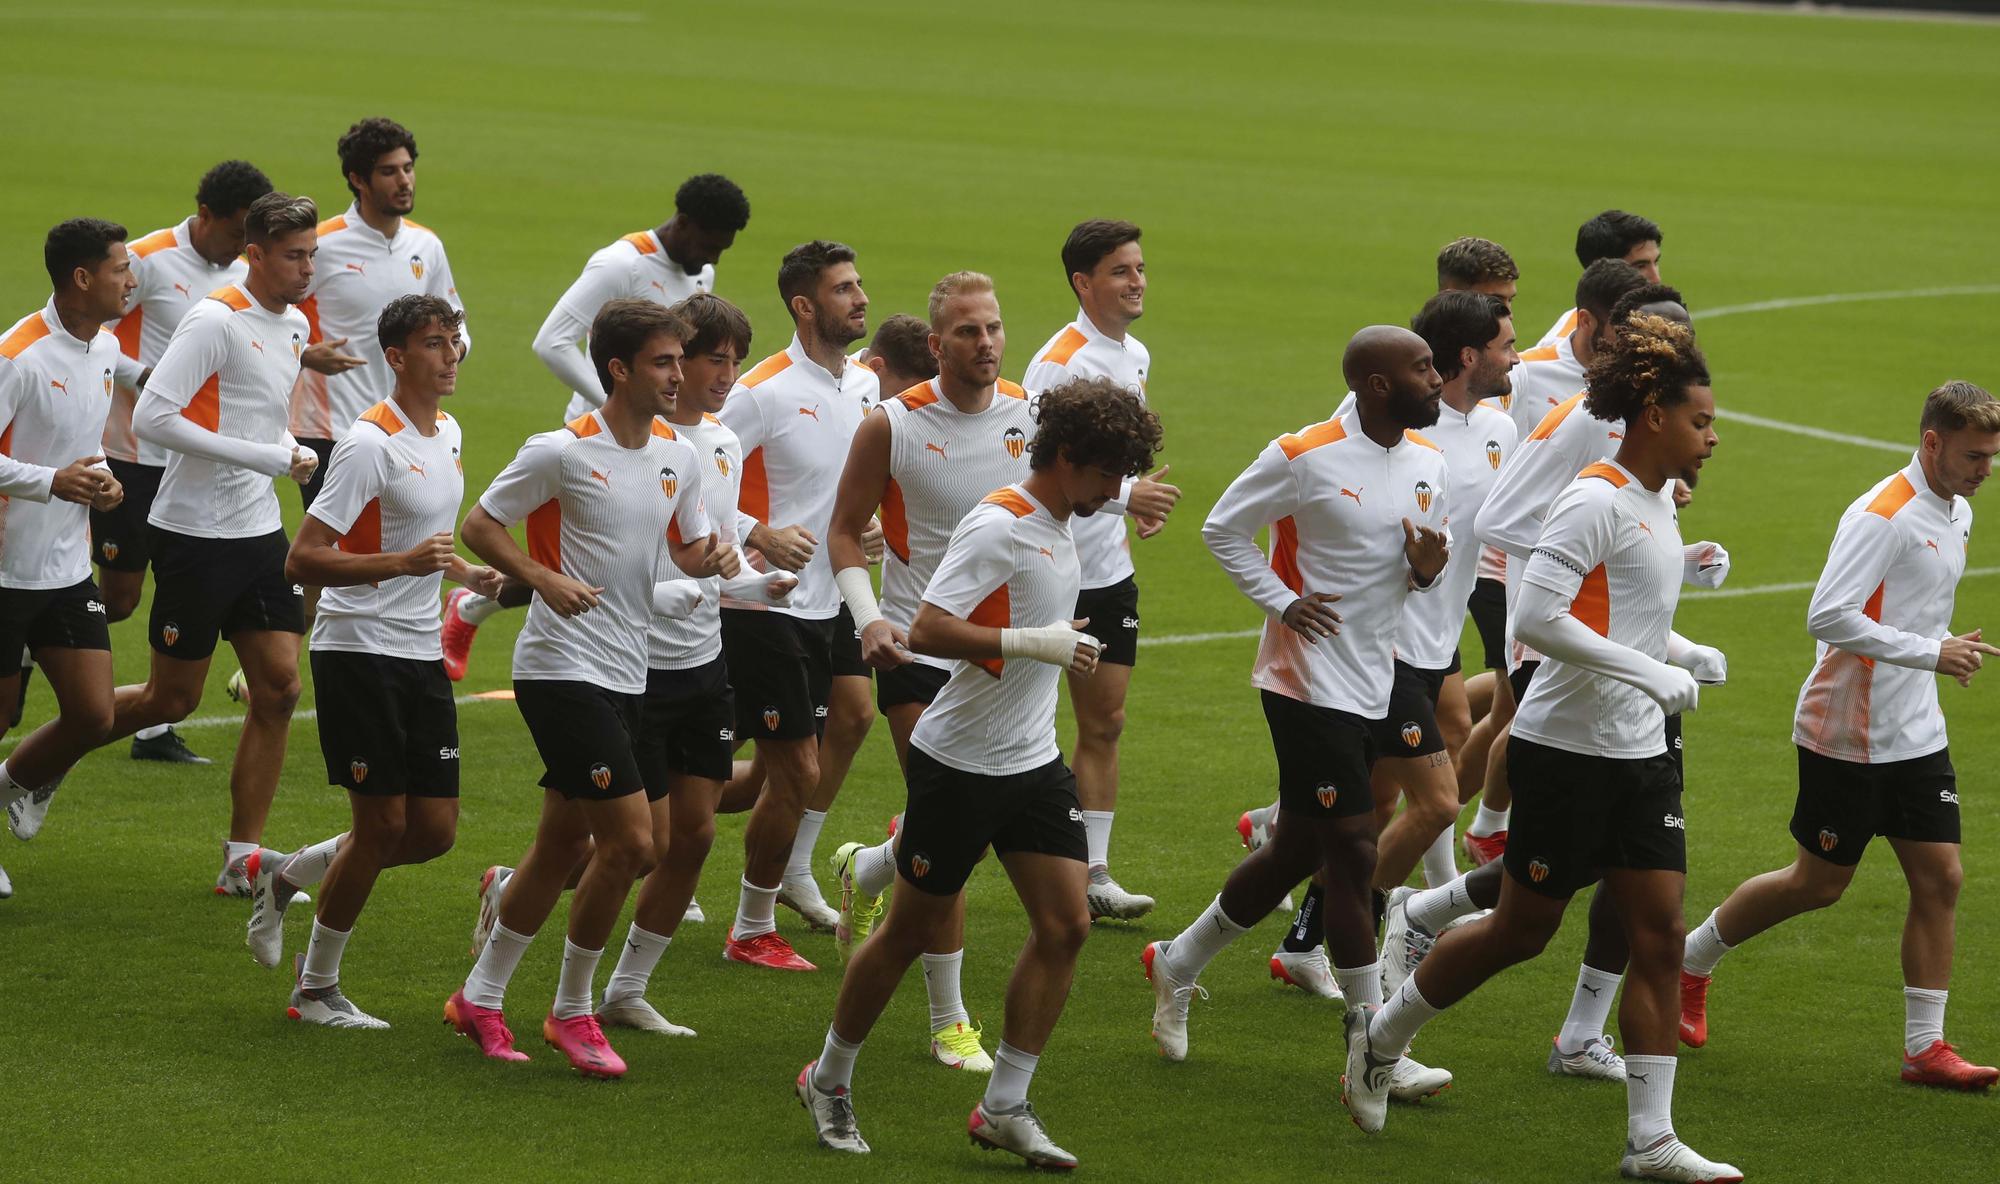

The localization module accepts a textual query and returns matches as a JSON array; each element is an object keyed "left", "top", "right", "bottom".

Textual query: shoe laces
[
  {"left": 476, "top": 1011, "right": 517, "bottom": 1048},
  {"left": 1170, "top": 981, "right": 1209, "bottom": 1018},
  {"left": 1585, "top": 1036, "right": 1621, "bottom": 1066},
  {"left": 1401, "top": 924, "right": 1435, "bottom": 966},
  {"left": 936, "top": 1021, "right": 986, "bottom": 1058},
  {"left": 824, "top": 1088, "right": 861, "bottom": 1137}
]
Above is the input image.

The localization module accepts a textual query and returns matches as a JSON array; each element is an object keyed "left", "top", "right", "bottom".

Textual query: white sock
[
  {"left": 552, "top": 939, "right": 602, "bottom": 1020},
  {"left": 1558, "top": 964, "right": 1623, "bottom": 1053},
  {"left": 1681, "top": 908, "right": 1734, "bottom": 977},
  {"left": 281, "top": 833, "right": 347, "bottom": 889},
  {"left": 457, "top": 593, "right": 503, "bottom": 625},
  {"left": 603, "top": 922, "right": 672, "bottom": 1004},
  {"left": 1468, "top": 803, "right": 1509, "bottom": 837},
  {"left": 1421, "top": 828, "right": 1458, "bottom": 888},
  {"left": 983, "top": 1041, "right": 1040, "bottom": 1112},
  {"left": 811, "top": 1025, "right": 864, "bottom": 1092},
  {"left": 921, "top": 949, "right": 971, "bottom": 1029},
  {"left": 1335, "top": 961, "right": 1383, "bottom": 1009},
  {"left": 733, "top": 876, "right": 779, "bottom": 940},
  {"left": 1624, "top": 1054, "right": 1677, "bottom": 1148},
  {"left": 463, "top": 922, "right": 533, "bottom": 1010},
  {"left": 1407, "top": 877, "right": 1477, "bottom": 934},
  {"left": 1081, "top": 810, "right": 1114, "bottom": 871},
  {"left": 1159, "top": 895, "right": 1250, "bottom": 982},
  {"left": 224, "top": 839, "right": 258, "bottom": 868},
  {"left": 0, "top": 761, "right": 21, "bottom": 805},
  {"left": 855, "top": 837, "right": 897, "bottom": 897},
  {"left": 1369, "top": 975, "right": 1443, "bottom": 1058},
  {"left": 787, "top": 809, "right": 827, "bottom": 883},
  {"left": 135, "top": 723, "right": 171, "bottom": 741},
  {"left": 1905, "top": 986, "right": 1948, "bottom": 1056},
  {"left": 299, "top": 918, "right": 350, "bottom": 990}
]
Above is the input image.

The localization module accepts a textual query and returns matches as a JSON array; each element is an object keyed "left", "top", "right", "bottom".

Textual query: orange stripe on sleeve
[
  {"left": 1278, "top": 418, "right": 1347, "bottom": 460},
  {"left": 1864, "top": 473, "right": 1917, "bottom": 521},
  {"left": 1571, "top": 564, "right": 1610, "bottom": 635},
  {"left": 129, "top": 228, "right": 178, "bottom": 258},
  {"left": 315, "top": 216, "right": 349, "bottom": 237},
  {"left": 210, "top": 287, "right": 253, "bottom": 312},
  {"left": 996, "top": 379, "right": 1028, "bottom": 400},
  {"left": 981, "top": 488, "right": 1035, "bottom": 517},
  {"left": 297, "top": 295, "right": 323, "bottom": 343},
  {"left": 336, "top": 497, "right": 383, "bottom": 558},
  {"left": 181, "top": 374, "right": 222, "bottom": 431},
  {"left": 966, "top": 584, "right": 1010, "bottom": 678},
  {"left": 1041, "top": 326, "right": 1088, "bottom": 367},
  {"left": 739, "top": 447, "right": 770, "bottom": 524},
  {"left": 1403, "top": 430, "right": 1440, "bottom": 451},
  {"left": 1518, "top": 344, "right": 1560, "bottom": 363},
  {"left": 357, "top": 402, "right": 403, "bottom": 435},
  {"left": 1270, "top": 516, "right": 1303, "bottom": 593},
  {"left": 565, "top": 413, "right": 603, "bottom": 439},
  {"left": 896, "top": 380, "right": 940, "bottom": 410},
  {"left": 0, "top": 317, "right": 52, "bottom": 360},
  {"left": 621, "top": 231, "right": 659, "bottom": 255},
  {"left": 880, "top": 477, "right": 910, "bottom": 564},
  {"left": 113, "top": 306, "right": 144, "bottom": 361},
  {"left": 738, "top": 352, "right": 793, "bottom": 389},
  {"left": 526, "top": 499, "right": 562, "bottom": 572},
  {"left": 1577, "top": 462, "right": 1628, "bottom": 487},
  {"left": 1527, "top": 394, "right": 1584, "bottom": 442}
]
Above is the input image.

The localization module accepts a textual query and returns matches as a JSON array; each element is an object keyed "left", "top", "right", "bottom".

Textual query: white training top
[
  {"left": 307, "top": 399, "right": 466, "bottom": 661},
  {"left": 478, "top": 411, "right": 708, "bottom": 694},
  {"left": 1202, "top": 407, "right": 1450, "bottom": 718},
  {"left": 537, "top": 229, "right": 714, "bottom": 422},
  {"left": 1534, "top": 307, "right": 1579, "bottom": 352},
  {"left": 108, "top": 218, "right": 244, "bottom": 466},
  {"left": 876, "top": 378, "right": 1036, "bottom": 671},
  {"left": 1490, "top": 335, "right": 1585, "bottom": 443},
  {"left": 1511, "top": 460, "right": 1682, "bottom": 759},
  {"left": 648, "top": 413, "right": 741, "bottom": 671},
  {"left": 1399, "top": 401, "right": 1520, "bottom": 670},
  {"left": 719, "top": 333, "right": 878, "bottom": 619},
  {"left": 1021, "top": 309, "right": 1150, "bottom": 591},
  {"left": 911, "top": 485, "right": 1080, "bottom": 776},
  {"left": 141, "top": 283, "right": 308, "bottom": 539},
  {"left": 290, "top": 207, "right": 469, "bottom": 441},
  {"left": 0, "top": 301, "right": 119, "bottom": 589},
  {"left": 1794, "top": 456, "right": 1970, "bottom": 764}
]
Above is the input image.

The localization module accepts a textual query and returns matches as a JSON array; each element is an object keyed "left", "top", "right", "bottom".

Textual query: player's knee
[
  {"left": 246, "top": 674, "right": 302, "bottom": 718},
  {"left": 1626, "top": 918, "right": 1685, "bottom": 970},
  {"left": 1038, "top": 907, "right": 1092, "bottom": 959},
  {"left": 606, "top": 829, "right": 657, "bottom": 879},
  {"left": 672, "top": 815, "right": 717, "bottom": 860},
  {"left": 1913, "top": 861, "right": 1962, "bottom": 910},
  {"left": 103, "top": 591, "right": 140, "bottom": 624},
  {"left": 68, "top": 699, "right": 116, "bottom": 747},
  {"left": 151, "top": 682, "right": 202, "bottom": 723},
  {"left": 1792, "top": 866, "right": 1850, "bottom": 911},
  {"left": 1078, "top": 705, "right": 1126, "bottom": 748},
  {"left": 402, "top": 818, "right": 456, "bottom": 864}
]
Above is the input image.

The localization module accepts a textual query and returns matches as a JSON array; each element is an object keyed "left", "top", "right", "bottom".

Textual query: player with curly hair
[
  {"left": 797, "top": 377, "right": 1160, "bottom": 1168},
  {"left": 1348, "top": 315, "right": 1740, "bottom": 1183}
]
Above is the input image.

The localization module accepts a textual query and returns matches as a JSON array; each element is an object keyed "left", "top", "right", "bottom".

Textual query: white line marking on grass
[
  {"left": 1699, "top": 285, "right": 2000, "bottom": 320},
  {"left": 1711, "top": 409, "right": 1907, "bottom": 454}
]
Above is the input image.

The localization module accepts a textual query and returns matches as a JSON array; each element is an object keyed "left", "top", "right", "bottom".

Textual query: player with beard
[
  {"left": 1141, "top": 327, "right": 1450, "bottom": 1108},
  {"left": 1345, "top": 315, "right": 1740, "bottom": 1184}
]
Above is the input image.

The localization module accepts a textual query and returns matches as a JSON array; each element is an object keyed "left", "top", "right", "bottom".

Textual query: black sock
[{"left": 1281, "top": 882, "right": 1324, "bottom": 953}]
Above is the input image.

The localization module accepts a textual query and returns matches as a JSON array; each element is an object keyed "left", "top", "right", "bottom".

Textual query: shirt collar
[
  {"left": 342, "top": 201, "right": 398, "bottom": 247},
  {"left": 1074, "top": 306, "right": 1123, "bottom": 350},
  {"left": 1903, "top": 452, "right": 1954, "bottom": 512},
  {"left": 1338, "top": 402, "right": 1409, "bottom": 453},
  {"left": 785, "top": 332, "right": 847, "bottom": 387},
  {"left": 40, "top": 298, "right": 101, "bottom": 350}
]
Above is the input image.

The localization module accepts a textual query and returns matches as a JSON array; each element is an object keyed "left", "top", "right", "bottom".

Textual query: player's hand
[
  {"left": 861, "top": 619, "right": 913, "bottom": 670},
  {"left": 761, "top": 573, "right": 796, "bottom": 606},
  {"left": 89, "top": 475, "right": 124, "bottom": 512},
  {"left": 1127, "top": 464, "right": 1180, "bottom": 521},
  {"left": 399, "top": 531, "right": 457, "bottom": 576},
  {"left": 1402, "top": 518, "right": 1449, "bottom": 586},
  {"left": 1135, "top": 513, "right": 1166, "bottom": 540},
  {"left": 288, "top": 447, "right": 320, "bottom": 485},
  {"left": 301, "top": 338, "right": 366, "bottom": 375},
  {"left": 1067, "top": 618, "right": 1102, "bottom": 676},
  {"left": 1652, "top": 666, "right": 1701, "bottom": 715},
  {"left": 461, "top": 564, "right": 504, "bottom": 599},
  {"left": 860, "top": 517, "right": 886, "bottom": 565},
  {"left": 1679, "top": 644, "right": 1728, "bottom": 686},
  {"left": 50, "top": 457, "right": 113, "bottom": 505},
  {"left": 1672, "top": 478, "right": 1693, "bottom": 509},
  {"left": 1683, "top": 541, "right": 1730, "bottom": 589},
  {"left": 1937, "top": 630, "right": 2000, "bottom": 686},
  {"left": 1281, "top": 592, "right": 1343, "bottom": 642},
  {"left": 686, "top": 534, "right": 739, "bottom": 580},
  {"left": 537, "top": 573, "right": 603, "bottom": 618},
  {"left": 750, "top": 523, "right": 817, "bottom": 572}
]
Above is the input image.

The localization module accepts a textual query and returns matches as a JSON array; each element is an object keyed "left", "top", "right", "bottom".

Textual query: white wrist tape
[
  {"left": 651, "top": 579, "right": 705, "bottom": 619},
  {"left": 1683, "top": 541, "right": 1730, "bottom": 590},
  {"left": 1000, "top": 623, "right": 1101, "bottom": 667},
  {"left": 834, "top": 565, "right": 882, "bottom": 631},
  {"left": 722, "top": 563, "right": 793, "bottom": 608}
]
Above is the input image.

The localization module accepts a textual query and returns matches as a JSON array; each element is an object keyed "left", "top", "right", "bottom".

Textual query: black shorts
[
  {"left": 148, "top": 527, "right": 304, "bottom": 659},
  {"left": 1508, "top": 659, "right": 1541, "bottom": 706},
  {"left": 1468, "top": 577, "right": 1508, "bottom": 671},
  {"left": 296, "top": 436, "right": 335, "bottom": 512},
  {"left": 720, "top": 609, "right": 834, "bottom": 741},
  {"left": 1074, "top": 575, "right": 1139, "bottom": 668},
  {"left": 832, "top": 604, "right": 869, "bottom": 679},
  {"left": 634, "top": 657, "right": 736, "bottom": 795},
  {"left": 310, "top": 649, "right": 459, "bottom": 797},
  {"left": 1370, "top": 660, "right": 1449, "bottom": 758},
  {"left": 1504, "top": 736, "right": 1685, "bottom": 898},
  {"left": 513, "top": 678, "right": 645, "bottom": 800},
  {"left": 1261, "top": 689, "right": 1378, "bottom": 819},
  {"left": 895, "top": 747, "right": 1086, "bottom": 896},
  {"left": 877, "top": 660, "right": 949, "bottom": 713},
  {"left": 0, "top": 578, "right": 111, "bottom": 658},
  {"left": 1792, "top": 745, "right": 1959, "bottom": 865},
  {"left": 90, "top": 459, "right": 163, "bottom": 573}
]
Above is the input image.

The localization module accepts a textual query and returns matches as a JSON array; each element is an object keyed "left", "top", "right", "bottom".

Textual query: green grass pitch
[{"left": 3, "top": 1, "right": 1998, "bottom": 1180}]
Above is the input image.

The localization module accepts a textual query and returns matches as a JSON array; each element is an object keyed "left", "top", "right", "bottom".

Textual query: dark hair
[
  {"left": 868, "top": 314, "right": 937, "bottom": 386},
  {"left": 590, "top": 299, "right": 692, "bottom": 396},
  {"left": 1921, "top": 380, "right": 2000, "bottom": 436},
  {"left": 1030, "top": 376, "right": 1162, "bottom": 477},
  {"left": 1061, "top": 219, "right": 1142, "bottom": 297},
  {"left": 337, "top": 117, "right": 418, "bottom": 198},
  {"left": 1575, "top": 257, "right": 1649, "bottom": 322},
  {"left": 195, "top": 160, "right": 274, "bottom": 218},
  {"left": 1583, "top": 314, "right": 1710, "bottom": 424},
  {"left": 1609, "top": 281, "right": 1687, "bottom": 326},
  {"left": 1411, "top": 291, "right": 1509, "bottom": 383},
  {"left": 245, "top": 192, "right": 319, "bottom": 247},
  {"left": 675, "top": 173, "right": 750, "bottom": 233},
  {"left": 44, "top": 218, "right": 128, "bottom": 290},
  {"left": 377, "top": 294, "right": 464, "bottom": 354},
  {"left": 668, "top": 292, "right": 753, "bottom": 359},
  {"left": 1435, "top": 237, "right": 1518, "bottom": 288},
  {"left": 776, "top": 240, "right": 856, "bottom": 312},
  {"left": 1575, "top": 209, "right": 1662, "bottom": 268}
]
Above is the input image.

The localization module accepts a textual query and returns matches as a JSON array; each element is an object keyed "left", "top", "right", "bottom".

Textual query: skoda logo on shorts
[
  {"left": 1414, "top": 480, "right": 1435, "bottom": 513},
  {"left": 1003, "top": 426, "right": 1026, "bottom": 459},
  {"left": 1400, "top": 721, "right": 1422, "bottom": 749},
  {"left": 910, "top": 853, "right": 932, "bottom": 879},
  {"left": 161, "top": 621, "right": 181, "bottom": 647},
  {"left": 1528, "top": 858, "right": 1551, "bottom": 883},
  {"left": 292, "top": 584, "right": 305, "bottom": 596},
  {"left": 1818, "top": 827, "right": 1839, "bottom": 852},
  {"left": 590, "top": 763, "right": 613, "bottom": 791},
  {"left": 86, "top": 600, "right": 106, "bottom": 615},
  {"left": 1485, "top": 440, "right": 1502, "bottom": 470},
  {"left": 762, "top": 706, "right": 781, "bottom": 731},
  {"left": 350, "top": 759, "right": 369, "bottom": 784},
  {"left": 1314, "top": 783, "right": 1337, "bottom": 809},
  {"left": 659, "top": 467, "right": 678, "bottom": 498}
]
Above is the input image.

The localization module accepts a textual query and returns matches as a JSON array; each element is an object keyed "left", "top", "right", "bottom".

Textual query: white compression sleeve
[{"left": 834, "top": 565, "right": 881, "bottom": 631}]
